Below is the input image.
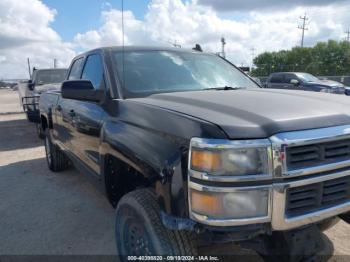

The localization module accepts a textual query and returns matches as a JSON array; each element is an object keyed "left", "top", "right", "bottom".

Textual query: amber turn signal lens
[
  {"left": 190, "top": 190, "right": 222, "bottom": 216},
  {"left": 191, "top": 149, "right": 221, "bottom": 172}
]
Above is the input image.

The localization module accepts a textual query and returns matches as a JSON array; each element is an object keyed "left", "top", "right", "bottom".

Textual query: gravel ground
[
  {"left": 0, "top": 89, "right": 349, "bottom": 259},
  {"left": 0, "top": 89, "right": 22, "bottom": 114},
  {"left": 0, "top": 90, "right": 116, "bottom": 255}
]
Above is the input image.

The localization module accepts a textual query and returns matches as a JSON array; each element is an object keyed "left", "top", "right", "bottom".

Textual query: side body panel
[
  {"left": 64, "top": 99, "right": 106, "bottom": 175},
  {"left": 100, "top": 99, "right": 227, "bottom": 217}
]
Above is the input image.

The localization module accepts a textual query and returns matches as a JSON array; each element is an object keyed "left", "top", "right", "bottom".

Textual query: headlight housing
[
  {"left": 188, "top": 138, "right": 272, "bottom": 225},
  {"left": 190, "top": 138, "right": 271, "bottom": 178},
  {"left": 190, "top": 187, "right": 270, "bottom": 220}
]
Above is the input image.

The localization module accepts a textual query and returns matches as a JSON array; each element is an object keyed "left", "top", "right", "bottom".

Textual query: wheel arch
[
  {"left": 40, "top": 114, "right": 48, "bottom": 131},
  {"left": 99, "top": 124, "right": 190, "bottom": 218}
]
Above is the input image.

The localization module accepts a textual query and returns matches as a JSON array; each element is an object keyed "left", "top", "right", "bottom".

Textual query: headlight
[
  {"left": 190, "top": 188, "right": 269, "bottom": 219},
  {"left": 190, "top": 138, "right": 271, "bottom": 176},
  {"left": 188, "top": 138, "right": 272, "bottom": 225}
]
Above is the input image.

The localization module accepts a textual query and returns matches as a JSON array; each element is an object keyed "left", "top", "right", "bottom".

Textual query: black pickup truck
[{"left": 39, "top": 46, "right": 350, "bottom": 260}]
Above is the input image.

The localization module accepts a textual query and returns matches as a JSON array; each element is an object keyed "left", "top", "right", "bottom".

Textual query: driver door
[
  {"left": 68, "top": 53, "right": 106, "bottom": 175},
  {"left": 283, "top": 73, "right": 298, "bottom": 90}
]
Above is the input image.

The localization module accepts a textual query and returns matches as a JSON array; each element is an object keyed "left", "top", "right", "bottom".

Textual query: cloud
[
  {"left": 73, "top": 9, "right": 149, "bottom": 51},
  {"left": 196, "top": 0, "right": 349, "bottom": 11},
  {"left": 1, "top": 0, "right": 350, "bottom": 79},
  {"left": 72, "top": 0, "right": 350, "bottom": 68},
  {"left": 0, "top": 0, "right": 75, "bottom": 79},
  {"left": 72, "top": 0, "right": 256, "bottom": 64}
]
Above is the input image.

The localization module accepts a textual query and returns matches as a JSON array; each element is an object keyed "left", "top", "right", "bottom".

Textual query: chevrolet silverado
[{"left": 39, "top": 46, "right": 350, "bottom": 260}]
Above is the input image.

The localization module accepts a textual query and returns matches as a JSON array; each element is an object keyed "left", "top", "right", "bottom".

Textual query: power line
[{"left": 298, "top": 13, "right": 309, "bottom": 47}]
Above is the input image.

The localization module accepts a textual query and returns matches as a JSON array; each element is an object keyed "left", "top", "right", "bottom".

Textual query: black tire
[
  {"left": 339, "top": 212, "right": 350, "bottom": 224},
  {"left": 115, "top": 188, "right": 197, "bottom": 258},
  {"left": 36, "top": 123, "right": 45, "bottom": 139},
  {"left": 44, "top": 129, "right": 69, "bottom": 172},
  {"left": 317, "top": 217, "right": 339, "bottom": 232}
]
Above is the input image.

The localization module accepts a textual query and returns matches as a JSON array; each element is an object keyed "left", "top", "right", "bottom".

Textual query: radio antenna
[
  {"left": 27, "top": 58, "right": 32, "bottom": 79},
  {"left": 121, "top": 0, "right": 125, "bottom": 89}
]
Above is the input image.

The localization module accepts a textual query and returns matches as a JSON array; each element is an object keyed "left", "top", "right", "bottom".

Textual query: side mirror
[
  {"left": 61, "top": 80, "right": 102, "bottom": 102},
  {"left": 290, "top": 79, "right": 299, "bottom": 86},
  {"left": 28, "top": 80, "right": 35, "bottom": 90}
]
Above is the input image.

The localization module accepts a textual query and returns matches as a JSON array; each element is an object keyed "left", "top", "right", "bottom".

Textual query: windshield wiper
[{"left": 203, "top": 86, "right": 243, "bottom": 91}]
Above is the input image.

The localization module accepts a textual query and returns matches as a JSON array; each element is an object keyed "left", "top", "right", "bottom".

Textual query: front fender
[
  {"left": 100, "top": 118, "right": 189, "bottom": 217},
  {"left": 99, "top": 100, "right": 227, "bottom": 217}
]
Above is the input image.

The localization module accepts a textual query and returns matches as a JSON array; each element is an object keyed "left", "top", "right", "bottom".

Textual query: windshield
[
  {"left": 113, "top": 50, "right": 258, "bottom": 98},
  {"left": 295, "top": 73, "right": 319, "bottom": 82},
  {"left": 35, "top": 69, "right": 68, "bottom": 85}
]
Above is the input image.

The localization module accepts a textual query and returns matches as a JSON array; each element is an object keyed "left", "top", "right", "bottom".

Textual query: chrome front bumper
[{"left": 189, "top": 125, "right": 350, "bottom": 231}]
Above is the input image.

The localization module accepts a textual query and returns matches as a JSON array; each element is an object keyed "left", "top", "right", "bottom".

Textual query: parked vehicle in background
[
  {"left": 18, "top": 68, "right": 67, "bottom": 138},
  {"left": 39, "top": 46, "right": 350, "bottom": 260},
  {"left": 265, "top": 72, "right": 348, "bottom": 94},
  {"left": 12, "top": 84, "right": 19, "bottom": 91}
]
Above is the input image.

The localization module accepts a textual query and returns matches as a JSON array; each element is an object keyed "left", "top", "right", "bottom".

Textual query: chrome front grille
[
  {"left": 286, "top": 176, "right": 350, "bottom": 218},
  {"left": 270, "top": 125, "right": 350, "bottom": 230},
  {"left": 286, "top": 139, "right": 350, "bottom": 171}
]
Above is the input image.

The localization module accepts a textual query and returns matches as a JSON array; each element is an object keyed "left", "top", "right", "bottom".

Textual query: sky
[{"left": 0, "top": 0, "right": 350, "bottom": 79}]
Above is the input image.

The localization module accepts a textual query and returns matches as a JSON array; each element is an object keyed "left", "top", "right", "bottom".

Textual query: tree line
[
  {"left": 251, "top": 40, "right": 350, "bottom": 77},
  {"left": 0, "top": 81, "right": 16, "bottom": 88}
]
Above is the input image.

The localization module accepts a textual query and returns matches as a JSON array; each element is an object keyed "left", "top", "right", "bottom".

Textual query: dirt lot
[
  {"left": 0, "top": 89, "right": 349, "bottom": 258},
  {"left": 0, "top": 90, "right": 116, "bottom": 255}
]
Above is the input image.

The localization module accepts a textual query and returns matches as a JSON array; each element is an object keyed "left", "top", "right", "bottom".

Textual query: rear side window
[
  {"left": 270, "top": 74, "right": 283, "bottom": 83},
  {"left": 68, "top": 58, "right": 84, "bottom": 80},
  {"left": 81, "top": 54, "right": 104, "bottom": 89}
]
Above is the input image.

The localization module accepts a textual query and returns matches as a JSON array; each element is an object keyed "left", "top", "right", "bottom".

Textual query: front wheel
[
  {"left": 339, "top": 212, "right": 350, "bottom": 224},
  {"left": 115, "top": 189, "right": 197, "bottom": 259},
  {"left": 36, "top": 123, "right": 45, "bottom": 139}
]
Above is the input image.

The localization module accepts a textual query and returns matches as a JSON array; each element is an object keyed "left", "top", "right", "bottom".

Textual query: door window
[
  {"left": 68, "top": 58, "right": 84, "bottom": 80},
  {"left": 284, "top": 74, "right": 296, "bottom": 83},
  {"left": 81, "top": 54, "right": 104, "bottom": 89},
  {"left": 270, "top": 74, "right": 283, "bottom": 83}
]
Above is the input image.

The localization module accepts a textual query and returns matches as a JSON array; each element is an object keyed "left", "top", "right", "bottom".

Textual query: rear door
[{"left": 68, "top": 53, "right": 106, "bottom": 175}]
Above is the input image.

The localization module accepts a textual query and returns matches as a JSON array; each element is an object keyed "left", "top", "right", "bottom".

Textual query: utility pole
[
  {"left": 250, "top": 47, "right": 256, "bottom": 68},
  {"left": 221, "top": 37, "right": 226, "bottom": 58},
  {"left": 298, "top": 13, "right": 309, "bottom": 47},
  {"left": 168, "top": 39, "right": 181, "bottom": 48},
  {"left": 173, "top": 40, "right": 181, "bottom": 48},
  {"left": 53, "top": 58, "right": 57, "bottom": 68},
  {"left": 345, "top": 28, "right": 350, "bottom": 42}
]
